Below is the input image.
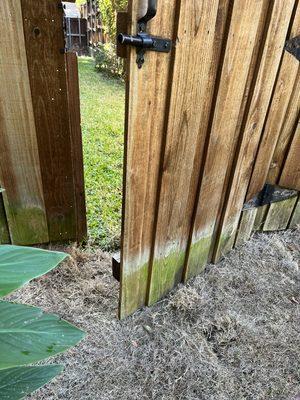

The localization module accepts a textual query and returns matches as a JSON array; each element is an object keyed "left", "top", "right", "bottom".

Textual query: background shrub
[
  {"left": 98, "top": 0, "right": 128, "bottom": 41},
  {"left": 95, "top": 43, "right": 125, "bottom": 79},
  {"left": 0, "top": 245, "right": 85, "bottom": 399}
]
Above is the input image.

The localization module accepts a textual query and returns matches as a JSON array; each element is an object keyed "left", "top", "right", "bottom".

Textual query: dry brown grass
[{"left": 9, "top": 229, "right": 300, "bottom": 400}]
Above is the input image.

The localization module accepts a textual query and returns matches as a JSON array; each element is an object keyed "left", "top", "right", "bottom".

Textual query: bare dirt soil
[{"left": 10, "top": 229, "right": 300, "bottom": 400}]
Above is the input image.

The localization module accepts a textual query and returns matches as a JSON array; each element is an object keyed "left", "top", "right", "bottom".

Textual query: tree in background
[{"left": 99, "top": 0, "right": 127, "bottom": 41}]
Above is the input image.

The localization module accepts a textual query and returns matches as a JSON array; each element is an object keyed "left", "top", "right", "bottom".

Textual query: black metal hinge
[
  {"left": 285, "top": 35, "right": 300, "bottom": 62},
  {"left": 117, "top": 0, "right": 172, "bottom": 68}
]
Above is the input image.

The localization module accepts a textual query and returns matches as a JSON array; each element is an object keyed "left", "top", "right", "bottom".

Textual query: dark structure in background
[
  {"left": 80, "top": 0, "right": 106, "bottom": 56},
  {"left": 63, "top": 2, "right": 88, "bottom": 55}
]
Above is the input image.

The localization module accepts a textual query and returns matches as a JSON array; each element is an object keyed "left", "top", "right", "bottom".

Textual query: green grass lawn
[{"left": 78, "top": 57, "right": 125, "bottom": 250}]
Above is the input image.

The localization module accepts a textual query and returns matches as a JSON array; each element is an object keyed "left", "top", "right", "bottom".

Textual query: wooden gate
[
  {"left": 119, "top": 0, "right": 300, "bottom": 317},
  {"left": 0, "top": 0, "right": 86, "bottom": 245}
]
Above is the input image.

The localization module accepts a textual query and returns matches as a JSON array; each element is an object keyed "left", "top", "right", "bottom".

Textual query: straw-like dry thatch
[{"left": 9, "top": 229, "right": 300, "bottom": 400}]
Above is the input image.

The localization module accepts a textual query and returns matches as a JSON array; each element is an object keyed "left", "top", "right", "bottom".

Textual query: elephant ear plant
[{"left": 0, "top": 245, "right": 85, "bottom": 400}]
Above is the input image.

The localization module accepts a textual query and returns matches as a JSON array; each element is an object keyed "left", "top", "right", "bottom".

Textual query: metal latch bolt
[{"left": 117, "top": 0, "right": 172, "bottom": 68}]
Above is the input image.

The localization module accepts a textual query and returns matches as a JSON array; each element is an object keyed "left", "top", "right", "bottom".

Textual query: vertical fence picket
[
  {"left": 213, "top": 0, "right": 295, "bottom": 262},
  {"left": 147, "top": 0, "right": 230, "bottom": 304},
  {"left": 267, "top": 76, "right": 300, "bottom": 185},
  {"left": 65, "top": 52, "right": 87, "bottom": 242},
  {"left": 235, "top": 208, "right": 257, "bottom": 247},
  {"left": 121, "top": 0, "right": 300, "bottom": 317},
  {"left": 120, "top": 0, "right": 178, "bottom": 318},
  {"left": 279, "top": 119, "right": 300, "bottom": 190},
  {"left": 0, "top": 0, "right": 85, "bottom": 246},
  {"left": 0, "top": 0, "right": 49, "bottom": 245},
  {"left": 263, "top": 196, "right": 298, "bottom": 231},
  {"left": 289, "top": 197, "right": 300, "bottom": 228},
  {"left": 185, "top": 0, "right": 268, "bottom": 278},
  {"left": 21, "top": 0, "right": 78, "bottom": 241},
  {"left": 247, "top": 2, "right": 300, "bottom": 200}
]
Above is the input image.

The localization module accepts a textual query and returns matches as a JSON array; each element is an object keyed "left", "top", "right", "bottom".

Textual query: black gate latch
[{"left": 117, "top": 0, "right": 172, "bottom": 68}]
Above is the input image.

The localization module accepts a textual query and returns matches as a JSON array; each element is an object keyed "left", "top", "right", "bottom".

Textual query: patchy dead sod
[{"left": 8, "top": 229, "right": 300, "bottom": 400}]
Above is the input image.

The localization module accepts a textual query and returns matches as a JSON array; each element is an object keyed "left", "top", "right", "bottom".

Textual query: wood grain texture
[
  {"left": 267, "top": 73, "right": 300, "bottom": 184},
  {"left": 22, "top": 0, "right": 77, "bottom": 241},
  {"left": 280, "top": 119, "right": 300, "bottom": 190},
  {"left": 252, "top": 204, "right": 269, "bottom": 231},
  {"left": 0, "top": 0, "right": 49, "bottom": 245},
  {"left": 214, "top": 0, "right": 295, "bottom": 261},
  {"left": 120, "top": 0, "right": 300, "bottom": 317},
  {"left": 116, "top": 12, "right": 128, "bottom": 58},
  {"left": 247, "top": 2, "right": 300, "bottom": 200},
  {"left": 120, "top": 0, "right": 178, "bottom": 318},
  {"left": 289, "top": 196, "right": 300, "bottom": 228},
  {"left": 65, "top": 52, "right": 87, "bottom": 241},
  {"left": 147, "top": 0, "right": 231, "bottom": 305},
  {"left": 263, "top": 196, "right": 298, "bottom": 231},
  {"left": 235, "top": 208, "right": 257, "bottom": 247},
  {"left": 186, "top": 0, "right": 268, "bottom": 276}
]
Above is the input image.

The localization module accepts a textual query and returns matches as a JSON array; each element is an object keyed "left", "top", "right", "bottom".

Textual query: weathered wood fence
[
  {"left": 81, "top": 0, "right": 106, "bottom": 52},
  {"left": 119, "top": 0, "right": 300, "bottom": 317},
  {"left": 65, "top": 17, "right": 88, "bottom": 55},
  {"left": 0, "top": 0, "right": 86, "bottom": 245}
]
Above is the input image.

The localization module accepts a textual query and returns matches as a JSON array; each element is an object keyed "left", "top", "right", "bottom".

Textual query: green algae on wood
[
  {"left": 253, "top": 204, "right": 269, "bottom": 231},
  {"left": 3, "top": 204, "right": 49, "bottom": 245},
  {"left": 119, "top": 261, "right": 149, "bottom": 319},
  {"left": 147, "top": 249, "right": 186, "bottom": 306},
  {"left": 289, "top": 197, "right": 300, "bottom": 228},
  {"left": 263, "top": 196, "right": 298, "bottom": 231},
  {"left": 184, "top": 235, "right": 213, "bottom": 282}
]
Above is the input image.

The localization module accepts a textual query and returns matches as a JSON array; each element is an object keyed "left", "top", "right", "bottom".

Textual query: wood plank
[
  {"left": 267, "top": 73, "right": 300, "bottom": 184},
  {"left": 147, "top": 0, "right": 231, "bottom": 305},
  {"left": 263, "top": 196, "right": 298, "bottom": 231},
  {"left": 279, "top": 119, "right": 300, "bottom": 191},
  {"left": 0, "top": 0, "right": 49, "bottom": 245},
  {"left": 0, "top": 190, "right": 10, "bottom": 244},
  {"left": 21, "top": 0, "right": 77, "bottom": 241},
  {"left": 235, "top": 208, "right": 257, "bottom": 247},
  {"left": 289, "top": 196, "right": 300, "bottom": 228},
  {"left": 185, "top": 0, "right": 268, "bottom": 279},
  {"left": 116, "top": 12, "right": 128, "bottom": 58},
  {"left": 65, "top": 52, "right": 87, "bottom": 242},
  {"left": 247, "top": 2, "right": 300, "bottom": 200},
  {"left": 253, "top": 204, "right": 269, "bottom": 231},
  {"left": 120, "top": 0, "right": 178, "bottom": 318},
  {"left": 214, "top": 0, "right": 295, "bottom": 261}
]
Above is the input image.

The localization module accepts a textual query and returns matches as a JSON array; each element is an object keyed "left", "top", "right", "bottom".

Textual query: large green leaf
[
  {"left": 0, "top": 245, "right": 68, "bottom": 297},
  {"left": 0, "top": 301, "right": 85, "bottom": 370},
  {"left": 0, "top": 365, "right": 63, "bottom": 400}
]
